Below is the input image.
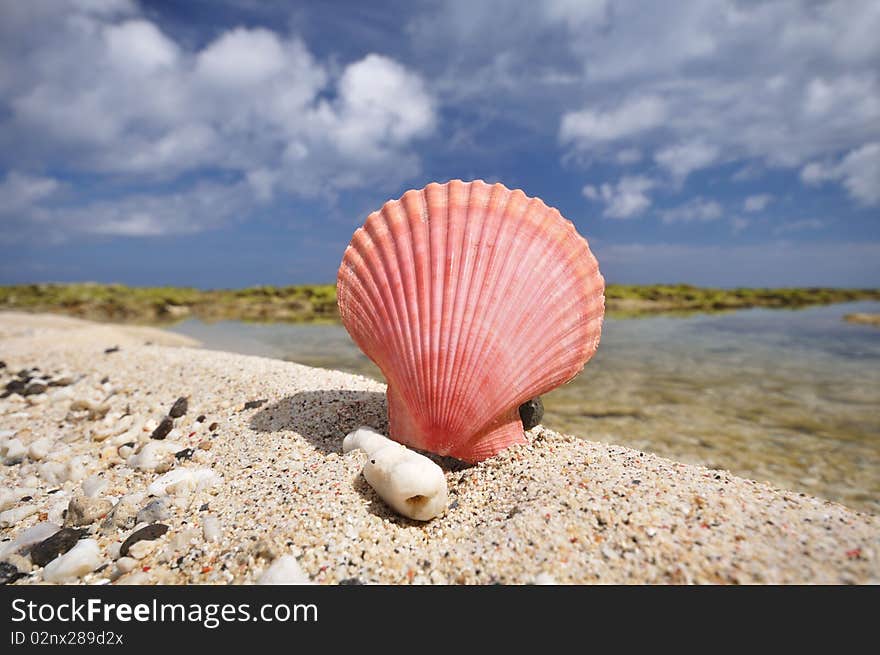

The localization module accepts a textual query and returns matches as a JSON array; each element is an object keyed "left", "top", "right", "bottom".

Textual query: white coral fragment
[{"left": 343, "top": 426, "right": 448, "bottom": 521}]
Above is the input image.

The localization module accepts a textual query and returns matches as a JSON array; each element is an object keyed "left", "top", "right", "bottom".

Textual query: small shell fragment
[{"left": 343, "top": 426, "right": 448, "bottom": 521}]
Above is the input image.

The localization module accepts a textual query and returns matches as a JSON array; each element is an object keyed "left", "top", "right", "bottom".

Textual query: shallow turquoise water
[{"left": 169, "top": 301, "right": 880, "bottom": 513}]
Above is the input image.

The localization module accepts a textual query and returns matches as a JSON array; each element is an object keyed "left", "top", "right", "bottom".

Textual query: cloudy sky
[{"left": 1, "top": 0, "right": 878, "bottom": 287}]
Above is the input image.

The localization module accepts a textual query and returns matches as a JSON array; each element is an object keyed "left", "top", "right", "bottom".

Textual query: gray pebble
[
  {"left": 136, "top": 499, "right": 169, "bottom": 525},
  {"left": 101, "top": 496, "right": 141, "bottom": 531},
  {"left": 23, "top": 383, "right": 47, "bottom": 396},
  {"left": 169, "top": 397, "right": 188, "bottom": 418},
  {"left": 65, "top": 495, "right": 113, "bottom": 527}
]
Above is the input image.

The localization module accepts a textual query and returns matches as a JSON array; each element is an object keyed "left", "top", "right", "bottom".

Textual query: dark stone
[
  {"left": 103, "top": 346, "right": 120, "bottom": 354},
  {"left": 518, "top": 397, "right": 544, "bottom": 430},
  {"left": 243, "top": 399, "right": 267, "bottom": 410},
  {"left": 199, "top": 503, "right": 209, "bottom": 512},
  {"left": 23, "top": 383, "right": 47, "bottom": 396},
  {"left": 339, "top": 578, "right": 364, "bottom": 585},
  {"left": 4, "top": 379, "right": 26, "bottom": 394},
  {"left": 174, "top": 448, "right": 194, "bottom": 460},
  {"left": 169, "top": 397, "right": 188, "bottom": 418},
  {"left": 0, "top": 361, "right": 5, "bottom": 369},
  {"left": 208, "top": 422, "right": 219, "bottom": 431},
  {"left": 196, "top": 415, "right": 206, "bottom": 423},
  {"left": 120, "top": 524, "right": 169, "bottom": 557},
  {"left": 100, "top": 376, "right": 109, "bottom": 384},
  {"left": 30, "top": 528, "right": 87, "bottom": 567},
  {"left": 17, "top": 369, "right": 30, "bottom": 378},
  {"left": 150, "top": 417, "right": 174, "bottom": 440},
  {"left": 0, "top": 561, "right": 26, "bottom": 585},
  {"left": 48, "top": 376, "right": 74, "bottom": 387}
]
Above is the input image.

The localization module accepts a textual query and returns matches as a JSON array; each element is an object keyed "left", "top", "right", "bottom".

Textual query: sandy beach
[{"left": 1, "top": 312, "right": 877, "bottom": 585}]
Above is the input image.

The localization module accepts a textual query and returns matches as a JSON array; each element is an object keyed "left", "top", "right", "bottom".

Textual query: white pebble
[
  {"left": 257, "top": 555, "right": 311, "bottom": 585},
  {"left": 90, "top": 413, "right": 134, "bottom": 442},
  {"left": 42, "top": 539, "right": 102, "bottom": 583},
  {"left": 115, "top": 557, "right": 137, "bottom": 574},
  {"left": 0, "top": 504, "right": 37, "bottom": 528},
  {"left": 0, "top": 487, "right": 37, "bottom": 512},
  {"left": 343, "top": 427, "right": 448, "bottom": 521},
  {"left": 28, "top": 437, "right": 52, "bottom": 461},
  {"left": 0, "top": 522, "right": 60, "bottom": 559},
  {"left": 110, "top": 418, "right": 145, "bottom": 446},
  {"left": 0, "top": 489, "right": 17, "bottom": 511},
  {"left": 165, "top": 528, "right": 199, "bottom": 553},
  {"left": 107, "top": 541, "right": 122, "bottom": 560},
  {"left": 147, "top": 468, "right": 220, "bottom": 496},
  {"left": 81, "top": 475, "right": 107, "bottom": 498},
  {"left": 128, "top": 539, "right": 159, "bottom": 560},
  {"left": 2, "top": 438, "right": 27, "bottom": 464},
  {"left": 202, "top": 515, "right": 222, "bottom": 542},
  {"left": 66, "top": 456, "right": 88, "bottom": 483},
  {"left": 38, "top": 461, "right": 66, "bottom": 485},
  {"left": 47, "top": 493, "right": 71, "bottom": 524},
  {"left": 127, "top": 441, "right": 183, "bottom": 472}
]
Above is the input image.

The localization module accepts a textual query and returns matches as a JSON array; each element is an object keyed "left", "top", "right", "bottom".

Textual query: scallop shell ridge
[{"left": 337, "top": 179, "right": 605, "bottom": 462}]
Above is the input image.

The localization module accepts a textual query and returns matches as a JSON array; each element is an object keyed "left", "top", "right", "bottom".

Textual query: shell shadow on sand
[
  {"left": 248, "top": 389, "right": 468, "bottom": 524},
  {"left": 248, "top": 389, "right": 389, "bottom": 455}
]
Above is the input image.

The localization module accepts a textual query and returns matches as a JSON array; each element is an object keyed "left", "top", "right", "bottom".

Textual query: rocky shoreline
[
  {"left": 3, "top": 283, "right": 879, "bottom": 324},
  {"left": 0, "top": 312, "right": 877, "bottom": 584}
]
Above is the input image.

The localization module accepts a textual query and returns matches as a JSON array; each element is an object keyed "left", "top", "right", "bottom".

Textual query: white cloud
[
  {"left": 328, "top": 54, "right": 436, "bottom": 158},
  {"left": 838, "top": 143, "right": 880, "bottom": 206},
  {"left": 23, "top": 182, "right": 251, "bottom": 242},
  {"left": 543, "top": 0, "right": 608, "bottom": 27},
  {"left": 800, "top": 162, "right": 833, "bottom": 185},
  {"left": 409, "top": 0, "right": 880, "bottom": 207},
  {"left": 654, "top": 141, "right": 720, "bottom": 183},
  {"left": 0, "top": 172, "right": 61, "bottom": 214},
  {"left": 0, "top": 4, "right": 437, "bottom": 239},
  {"left": 615, "top": 148, "right": 643, "bottom": 164},
  {"left": 743, "top": 193, "right": 773, "bottom": 212},
  {"left": 196, "top": 28, "right": 287, "bottom": 87},
  {"left": 801, "top": 142, "right": 880, "bottom": 206},
  {"left": 560, "top": 96, "right": 666, "bottom": 146},
  {"left": 104, "top": 20, "right": 179, "bottom": 73},
  {"left": 660, "top": 197, "right": 723, "bottom": 224},
  {"left": 583, "top": 175, "right": 654, "bottom": 219}
]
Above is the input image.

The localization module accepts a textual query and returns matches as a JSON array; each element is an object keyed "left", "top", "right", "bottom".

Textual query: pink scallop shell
[{"left": 337, "top": 180, "right": 605, "bottom": 463}]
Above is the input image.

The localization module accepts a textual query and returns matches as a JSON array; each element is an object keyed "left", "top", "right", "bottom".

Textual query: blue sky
[{"left": 1, "top": 0, "right": 878, "bottom": 288}]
